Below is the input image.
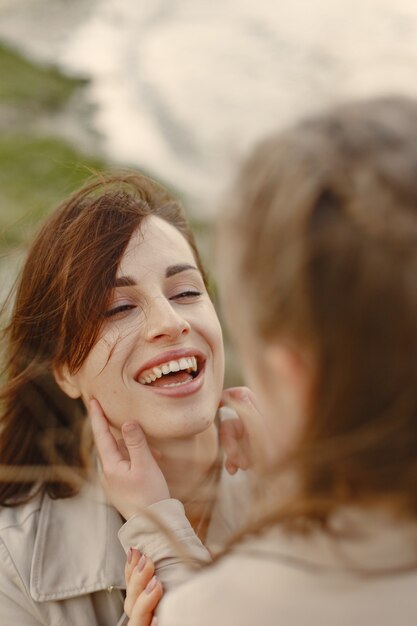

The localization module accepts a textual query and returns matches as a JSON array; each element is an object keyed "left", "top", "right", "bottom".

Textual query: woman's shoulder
[
  {"left": 0, "top": 492, "right": 44, "bottom": 616},
  {"left": 0, "top": 481, "right": 125, "bottom": 602},
  {"left": 0, "top": 492, "right": 44, "bottom": 581},
  {"left": 0, "top": 492, "right": 43, "bottom": 536}
]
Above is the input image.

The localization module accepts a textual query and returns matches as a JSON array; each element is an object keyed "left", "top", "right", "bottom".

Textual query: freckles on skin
[{"left": 78, "top": 332, "right": 123, "bottom": 404}]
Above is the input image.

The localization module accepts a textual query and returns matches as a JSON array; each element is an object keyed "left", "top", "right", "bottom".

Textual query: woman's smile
[{"left": 135, "top": 347, "right": 206, "bottom": 395}]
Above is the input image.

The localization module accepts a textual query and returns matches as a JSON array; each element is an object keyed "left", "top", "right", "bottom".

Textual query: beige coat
[
  {"left": 0, "top": 468, "right": 249, "bottom": 625},
  {"left": 158, "top": 510, "right": 417, "bottom": 626},
  {"left": 0, "top": 482, "right": 126, "bottom": 626}
]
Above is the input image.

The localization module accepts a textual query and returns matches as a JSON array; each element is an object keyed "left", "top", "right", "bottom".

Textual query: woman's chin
[{"left": 145, "top": 416, "right": 217, "bottom": 444}]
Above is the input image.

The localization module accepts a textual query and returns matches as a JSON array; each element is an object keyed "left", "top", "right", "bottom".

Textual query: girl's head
[
  {"left": 1, "top": 172, "right": 224, "bottom": 503},
  {"left": 220, "top": 96, "right": 417, "bottom": 522}
]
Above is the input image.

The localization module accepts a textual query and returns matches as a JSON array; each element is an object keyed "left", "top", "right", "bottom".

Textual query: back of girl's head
[
  {"left": 222, "top": 96, "right": 417, "bottom": 524},
  {"left": 0, "top": 171, "right": 203, "bottom": 505}
]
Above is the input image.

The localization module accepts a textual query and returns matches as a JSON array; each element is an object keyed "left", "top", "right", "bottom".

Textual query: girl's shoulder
[{"left": 158, "top": 525, "right": 417, "bottom": 626}]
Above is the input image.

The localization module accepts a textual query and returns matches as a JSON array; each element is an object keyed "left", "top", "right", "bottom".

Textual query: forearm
[{"left": 118, "top": 499, "right": 211, "bottom": 591}]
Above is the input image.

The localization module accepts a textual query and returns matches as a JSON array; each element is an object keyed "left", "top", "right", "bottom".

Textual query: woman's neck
[
  {"left": 148, "top": 422, "right": 219, "bottom": 503},
  {"left": 149, "top": 423, "right": 220, "bottom": 538}
]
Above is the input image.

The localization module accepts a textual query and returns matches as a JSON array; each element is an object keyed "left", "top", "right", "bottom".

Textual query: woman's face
[{"left": 62, "top": 216, "right": 224, "bottom": 440}]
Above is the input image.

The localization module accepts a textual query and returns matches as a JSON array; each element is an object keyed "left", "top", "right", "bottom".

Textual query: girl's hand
[
  {"left": 90, "top": 399, "right": 170, "bottom": 519},
  {"left": 219, "top": 387, "right": 264, "bottom": 474},
  {"left": 125, "top": 548, "right": 163, "bottom": 626}
]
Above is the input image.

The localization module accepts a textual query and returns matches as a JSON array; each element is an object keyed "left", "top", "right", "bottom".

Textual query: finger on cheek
[
  {"left": 225, "top": 460, "right": 237, "bottom": 475},
  {"left": 89, "top": 398, "right": 105, "bottom": 425},
  {"left": 222, "top": 387, "right": 248, "bottom": 403},
  {"left": 117, "top": 438, "right": 130, "bottom": 461}
]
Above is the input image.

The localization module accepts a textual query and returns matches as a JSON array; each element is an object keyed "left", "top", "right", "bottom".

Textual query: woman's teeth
[{"left": 138, "top": 356, "right": 198, "bottom": 385}]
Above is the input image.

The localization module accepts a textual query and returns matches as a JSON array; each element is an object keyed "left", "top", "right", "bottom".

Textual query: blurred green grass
[
  {"left": 0, "top": 41, "right": 87, "bottom": 110},
  {"left": 0, "top": 42, "right": 105, "bottom": 251},
  {"left": 0, "top": 135, "right": 104, "bottom": 248}
]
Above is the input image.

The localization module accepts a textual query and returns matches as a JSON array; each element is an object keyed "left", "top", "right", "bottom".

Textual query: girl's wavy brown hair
[
  {"left": 0, "top": 171, "right": 206, "bottom": 506},
  {"left": 221, "top": 96, "right": 417, "bottom": 533}
]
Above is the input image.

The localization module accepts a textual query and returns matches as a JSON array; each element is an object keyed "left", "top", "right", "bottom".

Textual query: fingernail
[
  {"left": 230, "top": 388, "right": 247, "bottom": 401},
  {"left": 123, "top": 421, "right": 138, "bottom": 432},
  {"left": 137, "top": 555, "right": 147, "bottom": 572},
  {"left": 146, "top": 575, "right": 158, "bottom": 594},
  {"left": 127, "top": 547, "right": 132, "bottom": 564},
  {"left": 151, "top": 617, "right": 158, "bottom": 626},
  {"left": 228, "top": 464, "right": 237, "bottom": 475},
  {"left": 219, "top": 406, "right": 239, "bottom": 421}
]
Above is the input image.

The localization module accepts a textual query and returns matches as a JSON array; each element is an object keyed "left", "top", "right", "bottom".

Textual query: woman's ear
[{"left": 53, "top": 363, "right": 82, "bottom": 399}]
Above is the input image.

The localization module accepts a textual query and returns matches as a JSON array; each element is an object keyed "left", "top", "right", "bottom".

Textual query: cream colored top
[
  {"left": 157, "top": 510, "right": 417, "bottom": 626},
  {"left": 0, "top": 467, "right": 250, "bottom": 625}
]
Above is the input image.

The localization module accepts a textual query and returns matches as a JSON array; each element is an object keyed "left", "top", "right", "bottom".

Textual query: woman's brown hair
[
  {"left": 221, "top": 96, "right": 417, "bottom": 531},
  {"left": 0, "top": 171, "right": 206, "bottom": 506}
]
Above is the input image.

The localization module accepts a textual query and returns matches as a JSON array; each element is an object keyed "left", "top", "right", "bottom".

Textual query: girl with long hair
[{"left": 120, "top": 96, "right": 417, "bottom": 625}]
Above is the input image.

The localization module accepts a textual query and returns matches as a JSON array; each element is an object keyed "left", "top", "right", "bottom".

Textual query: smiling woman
[{"left": 0, "top": 172, "right": 249, "bottom": 626}]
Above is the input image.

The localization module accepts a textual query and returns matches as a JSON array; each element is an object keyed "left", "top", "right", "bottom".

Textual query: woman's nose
[{"left": 145, "top": 298, "right": 190, "bottom": 342}]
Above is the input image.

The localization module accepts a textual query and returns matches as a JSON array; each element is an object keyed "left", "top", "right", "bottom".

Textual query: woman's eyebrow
[
  {"left": 113, "top": 276, "right": 137, "bottom": 287},
  {"left": 112, "top": 264, "right": 198, "bottom": 287},
  {"left": 165, "top": 263, "right": 199, "bottom": 278}
]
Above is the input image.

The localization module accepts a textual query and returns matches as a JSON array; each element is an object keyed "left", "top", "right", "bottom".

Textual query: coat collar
[{"left": 30, "top": 481, "right": 126, "bottom": 601}]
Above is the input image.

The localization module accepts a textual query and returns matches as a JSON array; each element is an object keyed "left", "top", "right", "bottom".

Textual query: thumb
[{"left": 121, "top": 421, "right": 154, "bottom": 469}]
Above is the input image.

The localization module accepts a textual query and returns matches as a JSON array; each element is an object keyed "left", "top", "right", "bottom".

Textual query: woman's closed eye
[
  {"left": 170, "top": 289, "right": 203, "bottom": 302},
  {"left": 104, "top": 303, "right": 136, "bottom": 318}
]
